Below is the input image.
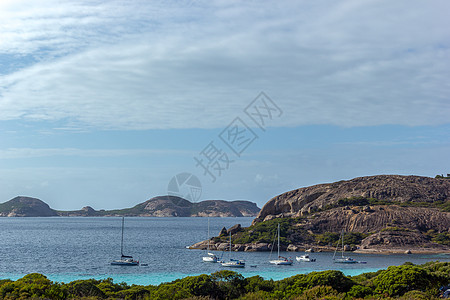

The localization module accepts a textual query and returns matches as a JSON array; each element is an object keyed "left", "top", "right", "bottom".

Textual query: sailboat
[
  {"left": 269, "top": 223, "right": 293, "bottom": 265},
  {"left": 111, "top": 217, "right": 139, "bottom": 266},
  {"left": 220, "top": 232, "right": 245, "bottom": 268},
  {"left": 333, "top": 230, "right": 357, "bottom": 264},
  {"left": 202, "top": 217, "right": 218, "bottom": 263}
]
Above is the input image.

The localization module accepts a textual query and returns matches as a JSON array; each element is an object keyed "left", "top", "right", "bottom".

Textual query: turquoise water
[{"left": 0, "top": 217, "right": 448, "bottom": 285}]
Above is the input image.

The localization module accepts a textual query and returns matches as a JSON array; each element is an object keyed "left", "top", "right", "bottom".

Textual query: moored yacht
[
  {"left": 221, "top": 232, "right": 245, "bottom": 268},
  {"left": 269, "top": 223, "right": 293, "bottom": 265},
  {"left": 111, "top": 217, "right": 139, "bottom": 266}
]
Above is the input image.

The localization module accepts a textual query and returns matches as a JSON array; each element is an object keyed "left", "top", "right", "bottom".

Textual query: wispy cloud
[
  {"left": 0, "top": 147, "right": 191, "bottom": 159},
  {"left": 1, "top": 0, "right": 449, "bottom": 129}
]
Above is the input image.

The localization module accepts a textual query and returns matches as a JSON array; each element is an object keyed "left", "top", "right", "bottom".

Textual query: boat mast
[
  {"left": 229, "top": 231, "right": 232, "bottom": 257},
  {"left": 341, "top": 230, "right": 345, "bottom": 258},
  {"left": 277, "top": 223, "right": 280, "bottom": 257},
  {"left": 121, "top": 217, "right": 124, "bottom": 257},
  {"left": 333, "top": 230, "right": 341, "bottom": 260},
  {"left": 207, "top": 217, "right": 210, "bottom": 251}
]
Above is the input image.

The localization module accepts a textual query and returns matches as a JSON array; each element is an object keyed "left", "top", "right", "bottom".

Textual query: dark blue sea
[{"left": 1, "top": 217, "right": 448, "bottom": 285}]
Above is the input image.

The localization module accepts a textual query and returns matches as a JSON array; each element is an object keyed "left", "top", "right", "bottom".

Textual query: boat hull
[
  {"left": 202, "top": 256, "right": 218, "bottom": 263},
  {"left": 111, "top": 260, "right": 139, "bottom": 266},
  {"left": 334, "top": 258, "right": 357, "bottom": 264},
  {"left": 296, "top": 256, "right": 316, "bottom": 262},
  {"left": 270, "top": 260, "right": 293, "bottom": 265},
  {"left": 221, "top": 262, "right": 245, "bottom": 268}
]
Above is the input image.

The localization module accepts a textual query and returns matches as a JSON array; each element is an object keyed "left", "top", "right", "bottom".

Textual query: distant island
[
  {"left": 0, "top": 196, "right": 260, "bottom": 217},
  {"left": 190, "top": 175, "right": 450, "bottom": 253}
]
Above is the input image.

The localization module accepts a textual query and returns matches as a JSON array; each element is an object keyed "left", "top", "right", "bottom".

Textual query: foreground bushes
[{"left": 0, "top": 261, "right": 448, "bottom": 299}]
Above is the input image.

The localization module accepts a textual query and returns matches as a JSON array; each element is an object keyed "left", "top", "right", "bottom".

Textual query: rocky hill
[
  {"left": 0, "top": 196, "right": 58, "bottom": 217},
  {"left": 190, "top": 175, "right": 450, "bottom": 253},
  {"left": 2, "top": 196, "right": 260, "bottom": 217},
  {"left": 254, "top": 175, "right": 450, "bottom": 222}
]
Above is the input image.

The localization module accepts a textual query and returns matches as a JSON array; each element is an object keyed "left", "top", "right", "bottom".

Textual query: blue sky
[{"left": 0, "top": 0, "right": 449, "bottom": 210}]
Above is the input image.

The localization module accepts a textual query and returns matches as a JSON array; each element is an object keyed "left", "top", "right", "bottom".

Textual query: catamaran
[
  {"left": 220, "top": 232, "right": 245, "bottom": 268},
  {"left": 333, "top": 230, "right": 357, "bottom": 264},
  {"left": 111, "top": 217, "right": 139, "bottom": 266},
  {"left": 202, "top": 217, "right": 218, "bottom": 263},
  {"left": 269, "top": 223, "right": 293, "bottom": 265}
]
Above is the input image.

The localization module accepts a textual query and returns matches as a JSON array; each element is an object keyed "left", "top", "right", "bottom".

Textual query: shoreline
[
  {"left": 354, "top": 248, "right": 450, "bottom": 255},
  {"left": 188, "top": 240, "right": 450, "bottom": 255}
]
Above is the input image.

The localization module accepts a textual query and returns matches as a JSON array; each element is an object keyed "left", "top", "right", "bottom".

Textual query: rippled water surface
[{"left": 1, "top": 217, "right": 448, "bottom": 285}]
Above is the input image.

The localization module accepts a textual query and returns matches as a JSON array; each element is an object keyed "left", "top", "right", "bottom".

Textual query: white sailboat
[
  {"left": 202, "top": 217, "right": 218, "bottom": 263},
  {"left": 220, "top": 232, "right": 245, "bottom": 268},
  {"left": 333, "top": 230, "right": 357, "bottom": 264},
  {"left": 269, "top": 223, "right": 293, "bottom": 265},
  {"left": 111, "top": 217, "right": 139, "bottom": 266}
]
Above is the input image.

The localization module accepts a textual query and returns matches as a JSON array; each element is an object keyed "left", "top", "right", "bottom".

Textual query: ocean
[{"left": 0, "top": 217, "right": 448, "bottom": 285}]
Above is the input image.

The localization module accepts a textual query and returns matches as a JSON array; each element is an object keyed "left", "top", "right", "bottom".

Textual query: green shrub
[
  {"left": 346, "top": 284, "right": 373, "bottom": 298},
  {"left": 373, "top": 265, "right": 434, "bottom": 296},
  {"left": 431, "top": 232, "right": 450, "bottom": 245},
  {"left": 1, "top": 261, "right": 448, "bottom": 299},
  {"left": 179, "top": 274, "right": 216, "bottom": 297},
  {"left": 66, "top": 279, "right": 105, "bottom": 298},
  {"left": 300, "top": 285, "right": 339, "bottom": 299},
  {"left": 244, "top": 276, "right": 274, "bottom": 293}
]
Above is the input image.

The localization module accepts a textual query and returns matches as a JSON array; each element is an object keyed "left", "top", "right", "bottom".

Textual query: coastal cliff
[{"left": 190, "top": 175, "right": 450, "bottom": 252}]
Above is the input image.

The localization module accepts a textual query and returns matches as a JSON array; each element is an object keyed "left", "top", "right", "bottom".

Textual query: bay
[{"left": 0, "top": 217, "right": 448, "bottom": 285}]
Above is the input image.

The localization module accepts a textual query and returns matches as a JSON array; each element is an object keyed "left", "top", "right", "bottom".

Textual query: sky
[{"left": 0, "top": 0, "right": 449, "bottom": 210}]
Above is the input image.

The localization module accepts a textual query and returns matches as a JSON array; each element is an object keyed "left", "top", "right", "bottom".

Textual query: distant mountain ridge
[{"left": 0, "top": 195, "right": 260, "bottom": 217}]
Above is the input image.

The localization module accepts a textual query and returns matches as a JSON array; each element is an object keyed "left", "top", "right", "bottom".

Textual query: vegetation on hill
[
  {"left": 0, "top": 262, "right": 448, "bottom": 299},
  {"left": 322, "top": 196, "right": 450, "bottom": 212},
  {"left": 435, "top": 174, "right": 450, "bottom": 179},
  {"left": 214, "top": 216, "right": 370, "bottom": 247}
]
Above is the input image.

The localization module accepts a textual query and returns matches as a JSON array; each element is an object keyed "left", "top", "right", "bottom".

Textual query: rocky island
[
  {"left": 0, "top": 196, "right": 59, "bottom": 217},
  {"left": 0, "top": 195, "right": 260, "bottom": 217},
  {"left": 189, "top": 175, "right": 450, "bottom": 253}
]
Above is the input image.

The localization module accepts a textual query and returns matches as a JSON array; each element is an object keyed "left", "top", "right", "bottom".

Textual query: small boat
[
  {"left": 333, "top": 230, "right": 357, "bottom": 264},
  {"left": 269, "top": 223, "right": 293, "bottom": 265},
  {"left": 334, "top": 257, "right": 358, "bottom": 264},
  {"left": 221, "top": 258, "right": 246, "bottom": 268},
  {"left": 111, "top": 217, "right": 139, "bottom": 266},
  {"left": 202, "top": 218, "right": 218, "bottom": 263},
  {"left": 221, "top": 232, "right": 245, "bottom": 268},
  {"left": 296, "top": 254, "right": 316, "bottom": 262},
  {"left": 270, "top": 256, "right": 293, "bottom": 265},
  {"left": 111, "top": 255, "right": 139, "bottom": 266},
  {"left": 203, "top": 252, "right": 219, "bottom": 263}
]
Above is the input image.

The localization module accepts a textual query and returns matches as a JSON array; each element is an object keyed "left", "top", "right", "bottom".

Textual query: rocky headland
[{"left": 189, "top": 175, "right": 450, "bottom": 253}]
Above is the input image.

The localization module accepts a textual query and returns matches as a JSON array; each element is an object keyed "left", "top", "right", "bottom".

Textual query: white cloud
[
  {"left": 0, "top": 0, "right": 449, "bottom": 129},
  {"left": 0, "top": 147, "right": 191, "bottom": 159}
]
